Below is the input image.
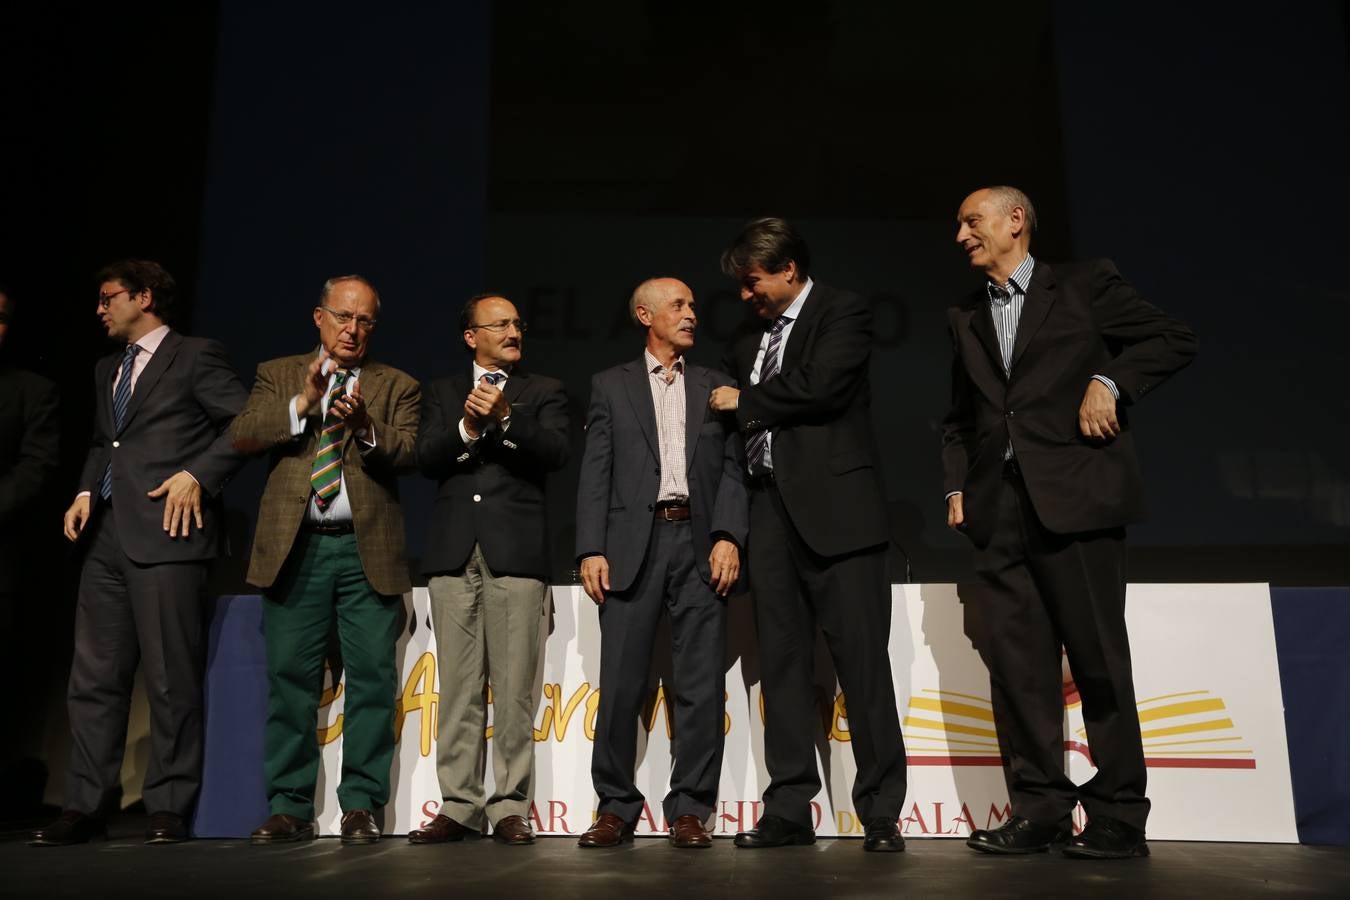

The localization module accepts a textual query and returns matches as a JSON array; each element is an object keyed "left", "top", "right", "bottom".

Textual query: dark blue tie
[
  {"left": 480, "top": 372, "right": 505, "bottom": 387},
  {"left": 100, "top": 344, "right": 141, "bottom": 500}
]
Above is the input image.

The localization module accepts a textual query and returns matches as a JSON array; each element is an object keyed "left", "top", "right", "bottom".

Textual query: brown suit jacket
[{"left": 231, "top": 352, "right": 421, "bottom": 595}]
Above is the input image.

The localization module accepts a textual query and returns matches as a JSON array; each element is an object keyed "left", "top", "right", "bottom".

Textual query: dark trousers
[
  {"left": 65, "top": 504, "right": 207, "bottom": 817},
  {"left": 262, "top": 531, "right": 400, "bottom": 820},
  {"left": 963, "top": 467, "right": 1150, "bottom": 830},
  {"left": 591, "top": 519, "right": 726, "bottom": 824},
  {"left": 748, "top": 482, "right": 907, "bottom": 828}
]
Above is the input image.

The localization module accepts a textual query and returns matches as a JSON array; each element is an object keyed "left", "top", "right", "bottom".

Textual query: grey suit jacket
[
  {"left": 76, "top": 331, "right": 248, "bottom": 563},
  {"left": 575, "top": 356, "right": 748, "bottom": 593}
]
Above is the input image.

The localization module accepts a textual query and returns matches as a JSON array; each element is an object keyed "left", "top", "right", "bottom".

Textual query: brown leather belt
[
  {"left": 302, "top": 522, "right": 355, "bottom": 535},
  {"left": 654, "top": 501, "right": 691, "bottom": 522}
]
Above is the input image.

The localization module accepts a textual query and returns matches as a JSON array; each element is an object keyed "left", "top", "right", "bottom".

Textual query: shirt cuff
[
  {"left": 288, "top": 395, "right": 306, "bottom": 436},
  {"left": 356, "top": 424, "right": 377, "bottom": 454},
  {"left": 1091, "top": 374, "right": 1120, "bottom": 400},
  {"left": 944, "top": 490, "right": 962, "bottom": 502},
  {"left": 458, "top": 417, "right": 483, "bottom": 445}
]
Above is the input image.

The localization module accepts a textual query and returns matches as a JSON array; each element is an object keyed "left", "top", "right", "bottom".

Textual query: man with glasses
[
  {"left": 409, "top": 294, "right": 568, "bottom": 847},
  {"left": 31, "top": 260, "right": 248, "bottom": 846},
  {"left": 230, "top": 275, "right": 420, "bottom": 845}
]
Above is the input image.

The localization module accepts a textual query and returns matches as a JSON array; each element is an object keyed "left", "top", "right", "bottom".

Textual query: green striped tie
[{"left": 309, "top": 368, "right": 350, "bottom": 509}]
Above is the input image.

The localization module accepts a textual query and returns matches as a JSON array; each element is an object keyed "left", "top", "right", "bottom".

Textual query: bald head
[
  {"left": 629, "top": 277, "right": 691, "bottom": 325},
  {"left": 631, "top": 277, "right": 697, "bottom": 362}
]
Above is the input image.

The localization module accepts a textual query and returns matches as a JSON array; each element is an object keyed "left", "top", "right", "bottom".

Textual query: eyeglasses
[
  {"left": 97, "top": 289, "right": 133, "bottom": 309},
  {"left": 320, "top": 305, "right": 378, "bottom": 330},
  {"left": 470, "top": 318, "right": 527, "bottom": 334}
]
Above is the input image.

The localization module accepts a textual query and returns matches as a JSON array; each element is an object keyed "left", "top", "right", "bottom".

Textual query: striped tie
[
  {"left": 309, "top": 368, "right": 351, "bottom": 509},
  {"left": 744, "top": 316, "right": 789, "bottom": 472},
  {"left": 100, "top": 343, "right": 142, "bottom": 500}
]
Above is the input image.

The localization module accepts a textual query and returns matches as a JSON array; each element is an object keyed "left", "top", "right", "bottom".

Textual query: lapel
[
  {"left": 1009, "top": 263, "right": 1055, "bottom": 374},
  {"left": 621, "top": 357, "right": 659, "bottom": 459},
  {"left": 502, "top": 368, "right": 527, "bottom": 406},
  {"left": 95, "top": 354, "right": 117, "bottom": 434},
  {"left": 118, "top": 330, "right": 182, "bottom": 435},
  {"left": 682, "top": 363, "right": 708, "bottom": 472},
  {"left": 966, "top": 293, "right": 1005, "bottom": 379},
  {"left": 780, "top": 284, "right": 824, "bottom": 372}
]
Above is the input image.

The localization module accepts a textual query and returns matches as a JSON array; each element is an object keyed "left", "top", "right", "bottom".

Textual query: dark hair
[
  {"left": 459, "top": 292, "right": 510, "bottom": 333},
  {"left": 720, "top": 217, "right": 811, "bottom": 279},
  {"left": 96, "top": 259, "right": 178, "bottom": 323}
]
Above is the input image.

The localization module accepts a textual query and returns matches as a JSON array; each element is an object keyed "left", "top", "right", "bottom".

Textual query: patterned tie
[
  {"left": 100, "top": 343, "right": 142, "bottom": 500},
  {"left": 480, "top": 371, "right": 505, "bottom": 387},
  {"left": 309, "top": 368, "right": 351, "bottom": 509},
  {"left": 744, "top": 315, "right": 790, "bottom": 472}
]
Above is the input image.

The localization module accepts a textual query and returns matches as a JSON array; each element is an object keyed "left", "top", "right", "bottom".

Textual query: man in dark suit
[
  {"left": 574, "top": 277, "right": 748, "bottom": 849},
  {"left": 231, "top": 275, "right": 420, "bottom": 846},
  {"left": 943, "top": 186, "right": 1197, "bottom": 859},
  {"left": 711, "top": 217, "right": 906, "bottom": 853},
  {"left": 30, "top": 260, "right": 249, "bottom": 846},
  {"left": 409, "top": 294, "right": 569, "bottom": 847}
]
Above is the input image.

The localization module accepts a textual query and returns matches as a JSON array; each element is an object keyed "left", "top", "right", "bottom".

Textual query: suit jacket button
[
  {"left": 473, "top": 494, "right": 482, "bottom": 502},
  {"left": 112, "top": 440, "right": 120, "bottom": 448},
  {"left": 647, "top": 504, "right": 654, "bottom": 511}
]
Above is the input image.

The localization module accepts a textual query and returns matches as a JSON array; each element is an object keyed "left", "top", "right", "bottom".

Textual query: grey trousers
[{"left": 429, "top": 544, "right": 548, "bottom": 828}]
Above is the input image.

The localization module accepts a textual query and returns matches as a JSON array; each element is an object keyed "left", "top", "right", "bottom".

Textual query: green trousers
[{"left": 262, "top": 531, "right": 401, "bottom": 820}]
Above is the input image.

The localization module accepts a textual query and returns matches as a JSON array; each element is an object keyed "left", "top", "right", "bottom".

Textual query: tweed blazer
[{"left": 231, "top": 352, "right": 420, "bottom": 596}]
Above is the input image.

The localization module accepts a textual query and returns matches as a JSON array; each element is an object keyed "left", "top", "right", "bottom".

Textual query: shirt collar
[
  {"left": 644, "top": 350, "right": 684, "bottom": 376},
  {"left": 987, "top": 256, "right": 1035, "bottom": 304},
  {"left": 473, "top": 362, "right": 511, "bottom": 384},
  {"left": 132, "top": 324, "right": 171, "bottom": 355},
  {"left": 780, "top": 277, "right": 813, "bottom": 323}
]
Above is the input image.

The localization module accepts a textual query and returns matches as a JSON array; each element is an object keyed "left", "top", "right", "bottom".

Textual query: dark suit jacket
[
  {"left": 0, "top": 364, "right": 60, "bottom": 591},
  {"left": 941, "top": 259, "right": 1198, "bottom": 547},
  {"left": 417, "top": 367, "right": 570, "bottom": 580},
  {"left": 231, "top": 353, "right": 421, "bottom": 596},
  {"left": 76, "top": 331, "right": 248, "bottom": 563},
  {"left": 724, "top": 283, "right": 889, "bottom": 558},
  {"left": 575, "top": 357, "right": 749, "bottom": 593}
]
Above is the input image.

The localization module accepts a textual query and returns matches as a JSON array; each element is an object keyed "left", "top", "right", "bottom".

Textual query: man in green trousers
[{"left": 231, "top": 275, "right": 420, "bottom": 844}]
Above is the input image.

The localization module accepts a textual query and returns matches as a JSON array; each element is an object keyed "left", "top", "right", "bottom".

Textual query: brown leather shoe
[
  {"left": 492, "top": 814, "right": 535, "bottom": 845},
  {"left": 29, "top": 811, "right": 106, "bottom": 847},
  {"left": 577, "top": 812, "right": 634, "bottom": 848},
  {"left": 669, "top": 814, "right": 712, "bottom": 849},
  {"left": 251, "top": 813, "right": 315, "bottom": 844},
  {"left": 340, "top": 809, "right": 380, "bottom": 845},
  {"left": 408, "top": 813, "right": 476, "bottom": 844},
  {"left": 145, "top": 811, "right": 188, "bottom": 844}
]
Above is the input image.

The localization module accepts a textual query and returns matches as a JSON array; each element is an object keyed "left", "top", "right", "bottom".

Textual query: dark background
[{"left": 2, "top": 0, "right": 1348, "bottom": 804}]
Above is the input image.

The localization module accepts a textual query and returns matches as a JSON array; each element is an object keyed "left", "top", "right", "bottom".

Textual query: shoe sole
[
  {"left": 1063, "top": 844, "right": 1150, "bottom": 859},
  {"left": 733, "top": 835, "right": 816, "bottom": 848},
  {"left": 577, "top": 835, "right": 634, "bottom": 848},
  {"left": 250, "top": 831, "right": 316, "bottom": 845},
  {"left": 966, "top": 839, "right": 1053, "bottom": 855}
]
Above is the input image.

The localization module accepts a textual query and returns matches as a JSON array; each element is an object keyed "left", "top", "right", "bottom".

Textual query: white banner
[{"left": 315, "top": 583, "right": 1298, "bottom": 841}]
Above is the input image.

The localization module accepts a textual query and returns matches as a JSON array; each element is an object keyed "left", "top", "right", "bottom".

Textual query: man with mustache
[
  {"left": 944, "top": 186, "right": 1196, "bottom": 858},
  {"left": 31, "top": 260, "right": 248, "bottom": 846},
  {"left": 409, "top": 294, "right": 569, "bottom": 847},
  {"left": 712, "top": 217, "right": 907, "bottom": 853},
  {"left": 231, "top": 275, "right": 420, "bottom": 845},
  {"left": 574, "top": 277, "right": 748, "bottom": 849}
]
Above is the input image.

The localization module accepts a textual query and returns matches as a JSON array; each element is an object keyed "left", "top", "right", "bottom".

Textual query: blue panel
[{"left": 1271, "top": 587, "right": 1350, "bottom": 845}]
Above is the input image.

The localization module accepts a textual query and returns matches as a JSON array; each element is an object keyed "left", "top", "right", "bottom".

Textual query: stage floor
[{"left": 4, "top": 815, "right": 1349, "bottom": 900}]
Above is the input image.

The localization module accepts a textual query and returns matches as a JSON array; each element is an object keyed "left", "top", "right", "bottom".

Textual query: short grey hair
[
  {"left": 985, "top": 185, "right": 1037, "bottom": 234},
  {"left": 319, "top": 274, "right": 382, "bottom": 310},
  {"left": 628, "top": 277, "right": 669, "bottom": 327}
]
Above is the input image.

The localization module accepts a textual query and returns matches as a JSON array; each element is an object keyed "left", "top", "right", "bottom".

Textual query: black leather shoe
[
  {"left": 862, "top": 818, "right": 905, "bottom": 853},
  {"left": 145, "top": 811, "right": 188, "bottom": 844},
  {"left": 967, "top": 816, "right": 1069, "bottom": 854},
  {"left": 251, "top": 813, "right": 316, "bottom": 844},
  {"left": 1063, "top": 816, "right": 1149, "bottom": 859},
  {"left": 28, "top": 811, "right": 106, "bottom": 846},
  {"left": 340, "top": 809, "right": 381, "bottom": 845},
  {"left": 733, "top": 814, "right": 816, "bottom": 848}
]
